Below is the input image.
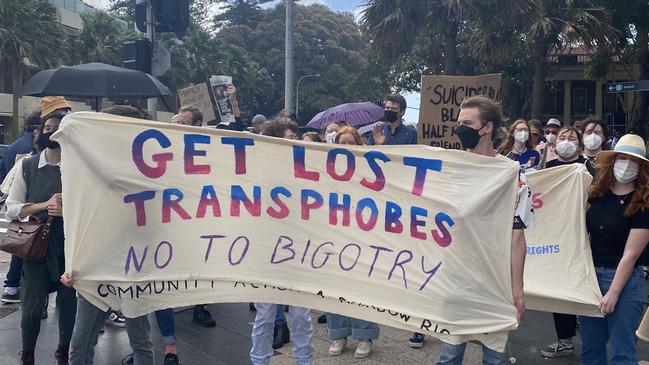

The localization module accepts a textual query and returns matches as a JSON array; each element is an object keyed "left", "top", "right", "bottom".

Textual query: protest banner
[
  {"left": 418, "top": 74, "right": 502, "bottom": 148},
  {"left": 56, "top": 112, "right": 523, "bottom": 349},
  {"left": 54, "top": 113, "right": 602, "bottom": 351},
  {"left": 177, "top": 83, "right": 217, "bottom": 124},
  {"left": 209, "top": 75, "right": 236, "bottom": 125},
  {"left": 524, "top": 164, "right": 603, "bottom": 316}
]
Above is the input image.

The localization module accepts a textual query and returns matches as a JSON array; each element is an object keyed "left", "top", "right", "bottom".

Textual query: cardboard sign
[
  {"left": 177, "top": 83, "right": 216, "bottom": 124},
  {"left": 418, "top": 74, "right": 502, "bottom": 148}
]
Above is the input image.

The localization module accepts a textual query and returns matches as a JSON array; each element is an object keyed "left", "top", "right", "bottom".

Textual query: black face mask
[
  {"left": 38, "top": 132, "right": 60, "bottom": 150},
  {"left": 383, "top": 110, "right": 399, "bottom": 123},
  {"left": 454, "top": 124, "right": 486, "bottom": 149}
]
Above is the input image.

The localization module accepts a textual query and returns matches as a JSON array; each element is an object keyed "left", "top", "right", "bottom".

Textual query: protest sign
[
  {"left": 56, "top": 112, "right": 522, "bottom": 348},
  {"left": 209, "top": 75, "right": 236, "bottom": 125},
  {"left": 524, "top": 164, "right": 603, "bottom": 316},
  {"left": 418, "top": 74, "right": 502, "bottom": 148},
  {"left": 177, "top": 83, "right": 217, "bottom": 124}
]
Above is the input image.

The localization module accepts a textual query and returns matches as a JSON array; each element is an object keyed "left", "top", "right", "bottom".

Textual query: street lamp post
[{"left": 296, "top": 74, "right": 320, "bottom": 122}]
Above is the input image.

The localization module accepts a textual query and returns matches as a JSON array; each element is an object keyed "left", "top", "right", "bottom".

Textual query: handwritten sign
[
  {"left": 56, "top": 112, "right": 523, "bottom": 347},
  {"left": 54, "top": 113, "right": 602, "bottom": 352},
  {"left": 418, "top": 74, "right": 502, "bottom": 148},
  {"left": 177, "top": 83, "right": 216, "bottom": 124}
]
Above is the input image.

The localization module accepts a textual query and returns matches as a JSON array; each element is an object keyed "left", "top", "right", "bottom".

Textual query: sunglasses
[{"left": 544, "top": 130, "right": 558, "bottom": 135}]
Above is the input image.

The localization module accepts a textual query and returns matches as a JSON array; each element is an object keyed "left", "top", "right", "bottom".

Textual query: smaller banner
[
  {"left": 178, "top": 83, "right": 217, "bottom": 124},
  {"left": 418, "top": 74, "right": 502, "bottom": 148}
]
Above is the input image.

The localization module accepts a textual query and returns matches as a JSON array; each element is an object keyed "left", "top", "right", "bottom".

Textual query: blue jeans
[
  {"left": 4, "top": 255, "right": 22, "bottom": 289},
  {"left": 276, "top": 304, "right": 286, "bottom": 326},
  {"left": 250, "top": 303, "right": 314, "bottom": 365},
  {"left": 437, "top": 342, "right": 505, "bottom": 365},
  {"left": 580, "top": 267, "right": 645, "bottom": 365},
  {"left": 326, "top": 314, "right": 379, "bottom": 340},
  {"left": 154, "top": 308, "right": 176, "bottom": 345}
]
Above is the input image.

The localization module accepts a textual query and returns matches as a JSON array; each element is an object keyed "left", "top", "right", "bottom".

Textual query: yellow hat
[
  {"left": 41, "top": 96, "right": 71, "bottom": 118},
  {"left": 598, "top": 134, "right": 648, "bottom": 163}
]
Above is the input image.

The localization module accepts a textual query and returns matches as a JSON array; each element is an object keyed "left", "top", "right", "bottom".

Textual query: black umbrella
[{"left": 21, "top": 62, "right": 172, "bottom": 110}]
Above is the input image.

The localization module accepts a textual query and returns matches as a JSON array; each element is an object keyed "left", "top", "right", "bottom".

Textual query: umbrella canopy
[
  {"left": 307, "top": 101, "right": 384, "bottom": 129},
  {"left": 21, "top": 62, "right": 172, "bottom": 98}
]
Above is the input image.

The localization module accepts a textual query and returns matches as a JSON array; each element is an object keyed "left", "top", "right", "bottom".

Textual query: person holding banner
[
  {"left": 580, "top": 134, "right": 649, "bottom": 365},
  {"left": 250, "top": 118, "right": 314, "bottom": 365},
  {"left": 544, "top": 127, "right": 586, "bottom": 169},
  {"left": 498, "top": 119, "right": 540, "bottom": 171},
  {"left": 436, "top": 95, "right": 533, "bottom": 365},
  {"left": 6, "top": 114, "right": 77, "bottom": 365},
  {"left": 539, "top": 126, "right": 589, "bottom": 358},
  {"left": 324, "top": 121, "right": 343, "bottom": 143},
  {"left": 63, "top": 106, "right": 155, "bottom": 365},
  {"left": 326, "top": 126, "right": 380, "bottom": 359}
]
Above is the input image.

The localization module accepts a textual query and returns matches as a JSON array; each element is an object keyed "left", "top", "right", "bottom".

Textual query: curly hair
[
  {"left": 262, "top": 117, "right": 297, "bottom": 138},
  {"left": 589, "top": 153, "right": 649, "bottom": 217},
  {"left": 498, "top": 119, "right": 535, "bottom": 155}
]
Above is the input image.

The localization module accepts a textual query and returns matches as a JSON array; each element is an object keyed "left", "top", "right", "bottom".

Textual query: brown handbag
[{"left": 0, "top": 217, "right": 54, "bottom": 262}]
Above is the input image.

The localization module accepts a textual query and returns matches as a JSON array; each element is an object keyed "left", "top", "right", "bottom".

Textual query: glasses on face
[
  {"left": 544, "top": 129, "right": 558, "bottom": 135},
  {"left": 384, "top": 107, "right": 400, "bottom": 112}
]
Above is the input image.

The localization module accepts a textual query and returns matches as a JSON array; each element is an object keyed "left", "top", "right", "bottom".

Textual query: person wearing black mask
[
  {"left": 368, "top": 94, "right": 417, "bottom": 146},
  {"left": 436, "top": 96, "right": 533, "bottom": 364},
  {"left": 6, "top": 116, "right": 76, "bottom": 365}
]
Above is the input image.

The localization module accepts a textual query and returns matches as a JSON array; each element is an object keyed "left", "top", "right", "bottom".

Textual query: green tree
[
  {"left": 520, "top": 0, "right": 617, "bottom": 119},
  {"left": 0, "top": 0, "right": 65, "bottom": 140},
  {"left": 65, "top": 11, "right": 135, "bottom": 66},
  {"left": 218, "top": 3, "right": 390, "bottom": 122},
  {"left": 588, "top": 0, "right": 649, "bottom": 135}
]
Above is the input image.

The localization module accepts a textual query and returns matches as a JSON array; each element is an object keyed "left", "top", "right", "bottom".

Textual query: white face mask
[
  {"left": 583, "top": 133, "right": 603, "bottom": 151},
  {"left": 614, "top": 159, "right": 639, "bottom": 183},
  {"left": 556, "top": 140, "right": 578, "bottom": 159},
  {"left": 514, "top": 131, "right": 529, "bottom": 144},
  {"left": 546, "top": 133, "right": 557, "bottom": 144},
  {"left": 325, "top": 131, "right": 337, "bottom": 144}
]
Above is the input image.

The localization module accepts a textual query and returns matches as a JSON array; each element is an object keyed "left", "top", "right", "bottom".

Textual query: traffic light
[
  {"left": 123, "top": 39, "right": 152, "bottom": 74},
  {"left": 154, "top": 0, "right": 190, "bottom": 38},
  {"left": 134, "top": 0, "right": 190, "bottom": 39}
]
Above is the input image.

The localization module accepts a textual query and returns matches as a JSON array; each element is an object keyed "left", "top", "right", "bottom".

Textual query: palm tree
[
  {"left": 0, "top": 0, "right": 64, "bottom": 140},
  {"left": 75, "top": 10, "right": 134, "bottom": 65}
]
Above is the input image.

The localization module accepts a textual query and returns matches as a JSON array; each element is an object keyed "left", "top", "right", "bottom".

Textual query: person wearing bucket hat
[
  {"left": 40, "top": 96, "right": 72, "bottom": 120},
  {"left": 536, "top": 118, "right": 561, "bottom": 168},
  {"left": 579, "top": 134, "right": 649, "bottom": 365}
]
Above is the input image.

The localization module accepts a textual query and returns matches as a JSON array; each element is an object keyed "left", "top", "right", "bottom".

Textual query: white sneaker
[
  {"left": 328, "top": 338, "right": 347, "bottom": 356},
  {"left": 355, "top": 340, "right": 372, "bottom": 359}
]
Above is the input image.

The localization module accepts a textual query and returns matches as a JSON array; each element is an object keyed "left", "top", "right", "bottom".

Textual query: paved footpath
[{"left": 1, "top": 249, "right": 649, "bottom": 364}]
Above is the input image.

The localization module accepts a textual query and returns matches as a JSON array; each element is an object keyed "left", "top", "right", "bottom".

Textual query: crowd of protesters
[{"left": 1, "top": 87, "right": 648, "bottom": 365}]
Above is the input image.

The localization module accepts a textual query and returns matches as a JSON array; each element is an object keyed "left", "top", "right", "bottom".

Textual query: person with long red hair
[{"left": 580, "top": 134, "right": 649, "bottom": 364}]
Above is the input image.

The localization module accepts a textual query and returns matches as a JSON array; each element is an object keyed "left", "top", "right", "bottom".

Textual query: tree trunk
[
  {"left": 531, "top": 40, "right": 547, "bottom": 120},
  {"left": 10, "top": 63, "right": 22, "bottom": 143},
  {"left": 443, "top": 21, "right": 458, "bottom": 75}
]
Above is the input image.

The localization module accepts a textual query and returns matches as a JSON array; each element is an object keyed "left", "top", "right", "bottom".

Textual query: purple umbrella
[{"left": 307, "top": 102, "right": 384, "bottom": 129}]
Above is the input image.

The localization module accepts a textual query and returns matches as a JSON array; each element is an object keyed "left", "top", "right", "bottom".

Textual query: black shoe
[
  {"left": 317, "top": 314, "right": 327, "bottom": 324},
  {"left": 1, "top": 291, "right": 20, "bottom": 303},
  {"left": 193, "top": 305, "right": 216, "bottom": 327},
  {"left": 272, "top": 322, "right": 290, "bottom": 349},
  {"left": 163, "top": 353, "right": 180, "bottom": 365},
  {"left": 55, "top": 344, "right": 69, "bottom": 365},
  {"left": 19, "top": 351, "right": 35, "bottom": 365},
  {"left": 249, "top": 302, "right": 256, "bottom": 311}
]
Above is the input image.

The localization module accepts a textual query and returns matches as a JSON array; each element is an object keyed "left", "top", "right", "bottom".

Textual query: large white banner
[{"left": 54, "top": 112, "right": 601, "bottom": 351}]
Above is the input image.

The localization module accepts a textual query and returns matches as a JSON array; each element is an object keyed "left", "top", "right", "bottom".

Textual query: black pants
[
  {"left": 553, "top": 312, "right": 577, "bottom": 340},
  {"left": 21, "top": 260, "right": 76, "bottom": 352}
]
